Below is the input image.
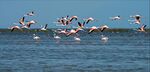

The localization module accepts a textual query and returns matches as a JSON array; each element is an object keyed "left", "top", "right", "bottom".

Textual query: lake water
[{"left": 0, "top": 29, "right": 149, "bottom": 72}]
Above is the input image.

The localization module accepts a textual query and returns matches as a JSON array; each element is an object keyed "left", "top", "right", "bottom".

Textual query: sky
[{"left": 0, "top": 0, "right": 149, "bottom": 28}]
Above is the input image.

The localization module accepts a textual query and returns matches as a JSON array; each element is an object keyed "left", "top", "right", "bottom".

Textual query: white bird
[
  {"left": 110, "top": 15, "right": 121, "bottom": 20},
  {"left": 33, "top": 34, "right": 40, "bottom": 40},
  {"left": 101, "top": 35, "right": 108, "bottom": 41},
  {"left": 129, "top": 14, "right": 141, "bottom": 24},
  {"left": 74, "top": 37, "right": 81, "bottom": 41},
  {"left": 41, "top": 24, "right": 48, "bottom": 31},
  {"left": 57, "top": 29, "right": 68, "bottom": 34},
  {"left": 26, "top": 11, "right": 34, "bottom": 16},
  {"left": 54, "top": 36, "right": 61, "bottom": 39},
  {"left": 56, "top": 17, "right": 66, "bottom": 25},
  {"left": 54, "top": 33, "right": 61, "bottom": 39},
  {"left": 130, "top": 14, "right": 141, "bottom": 18},
  {"left": 134, "top": 15, "right": 141, "bottom": 24}
]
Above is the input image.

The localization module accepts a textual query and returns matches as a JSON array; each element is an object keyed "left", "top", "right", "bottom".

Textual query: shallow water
[{"left": 0, "top": 30, "right": 149, "bottom": 72}]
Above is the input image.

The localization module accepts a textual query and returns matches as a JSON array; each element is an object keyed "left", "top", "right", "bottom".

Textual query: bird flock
[
  {"left": 9, "top": 11, "right": 147, "bottom": 42},
  {"left": 10, "top": 11, "right": 37, "bottom": 32}
]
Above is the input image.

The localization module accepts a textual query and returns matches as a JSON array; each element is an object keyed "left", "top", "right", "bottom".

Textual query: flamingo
[
  {"left": 55, "top": 15, "right": 78, "bottom": 26},
  {"left": 137, "top": 25, "right": 146, "bottom": 32},
  {"left": 41, "top": 24, "right": 48, "bottom": 31},
  {"left": 64, "top": 15, "right": 78, "bottom": 25},
  {"left": 69, "top": 16, "right": 78, "bottom": 22},
  {"left": 26, "top": 20, "right": 37, "bottom": 28},
  {"left": 129, "top": 14, "right": 141, "bottom": 24},
  {"left": 134, "top": 15, "right": 141, "bottom": 24},
  {"left": 110, "top": 15, "right": 121, "bottom": 20},
  {"left": 78, "top": 22, "right": 85, "bottom": 28},
  {"left": 99, "top": 25, "right": 109, "bottom": 32},
  {"left": 57, "top": 29, "right": 68, "bottom": 34},
  {"left": 19, "top": 17, "right": 25, "bottom": 25},
  {"left": 26, "top": 11, "right": 34, "bottom": 16},
  {"left": 85, "top": 17, "right": 94, "bottom": 24},
  {"left": 56, "top": 17, "right": 66, "bottom": 25},
  {"left": 88, "top": 26, "right": 97, "bottom": 33},
  {"left": 10, "top": 26, "right": 22, "bottom": 32},
  {"left": 88, "top": 25, "right": 109, "bottom": 33},
  {"left": 67, "top": 28, "right": 82, "bottom": 36}
]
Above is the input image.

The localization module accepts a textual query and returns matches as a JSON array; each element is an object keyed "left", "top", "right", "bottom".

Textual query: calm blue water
[{"left": 0, "top": 30, "right": 149, "bottom": 72}]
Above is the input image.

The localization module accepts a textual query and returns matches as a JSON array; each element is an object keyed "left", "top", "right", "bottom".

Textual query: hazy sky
[{"left": 0, "top": 0, "right": 149, "bottom": 28}]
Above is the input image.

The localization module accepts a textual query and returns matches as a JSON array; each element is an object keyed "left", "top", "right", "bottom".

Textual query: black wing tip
[{"left": 11, "top": 28, "right": 14, "bottom": 32}]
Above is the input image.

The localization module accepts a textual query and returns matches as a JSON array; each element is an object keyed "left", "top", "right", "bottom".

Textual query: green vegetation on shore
[{"left": 0, "top": 28, "right": 150, "bottom": 33}]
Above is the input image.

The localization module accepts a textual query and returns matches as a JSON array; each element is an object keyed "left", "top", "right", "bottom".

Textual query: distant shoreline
[{"left": 0, "top": 28, "right": 150, "bottom": 32}]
